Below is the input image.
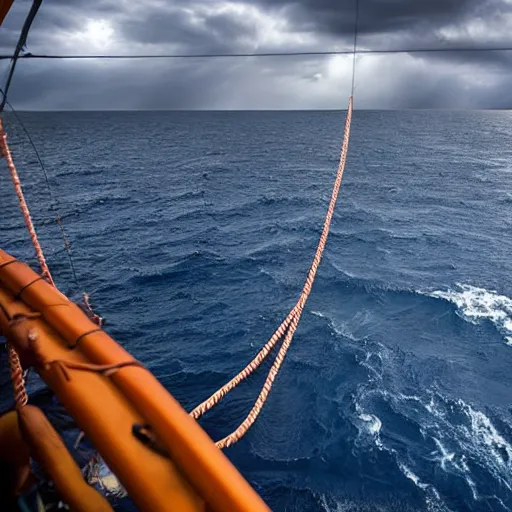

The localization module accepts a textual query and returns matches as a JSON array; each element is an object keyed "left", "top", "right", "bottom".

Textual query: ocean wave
[
  {"left": 128, "top": 250, "right": 225, "bottom": 285},
  {"left": 501, "top": 192, "right": 512, "bottom": 204},
  {"left": 310, "top": 310, "right": 362, "bottom": 342},
  {"left": 427, "top": 284, "right": 512, "bottom": 344},
  {"left": 168, "top": 189, "right": 205, "bottom": 202},
  {"left": 351, "top": 383, "right": 512, "bottom": 511},
  {"left": 328, "top": 262, "right": 397, "bottom": 293},
  {"left": 457, "top": 400, "right": 512, "bottom": 490},
  {"left": 351, "top": 395, "right": 385, "bottom": 450},
  {"left": 396, "top": 463, "right": 451, "bottom": 512},
  {"left": 210, "top": 194, "right": 319, "bottom": 217},
  {"left": 320, "top": 495, "right": 394, "bottom": 512},
  {"left": 386, "top": 389, "right": 512, "bottom": 500}
]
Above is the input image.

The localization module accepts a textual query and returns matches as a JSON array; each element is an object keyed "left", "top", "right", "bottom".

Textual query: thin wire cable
[
  {"left": 2, "top": 46, "right": 512, "bottom": 60},
  {"left": 1, "top": 95, "right": 101, "bottom": 322},
  {"left": 1, "top": 1, "right": 101, "bottom": 312},
  {"left": 1, "top": 91, "right": 81, "bottom": 291},
  {"left": 351, "top": 0, "right": 360, "bottom": 96},
  {"left": 0, "top": 118, "right": 55, "bottom": 285},
  {"left": 0, "top": 0, "right": 42, "bottom": 112}
]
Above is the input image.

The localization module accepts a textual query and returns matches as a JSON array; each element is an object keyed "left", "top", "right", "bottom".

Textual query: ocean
[{"left": 1, "top": 109, "right": 512, "bottom": 511}]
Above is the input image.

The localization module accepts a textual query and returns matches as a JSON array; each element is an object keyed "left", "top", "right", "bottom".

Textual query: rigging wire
[
  {"left": 351, "top": 0, "right": 360, "bottom": 97},
  {"left": 0, "top": 0, "right": 82, "bottom": 295},
  {"left": 1, "top": 46, "right": 512, "bottom": 60},
  {"left": 0, "top": 0, "right": 42, "bottom": 112},
  {"left": 0, "top": 91, "right": 81, "bottom": 291}
]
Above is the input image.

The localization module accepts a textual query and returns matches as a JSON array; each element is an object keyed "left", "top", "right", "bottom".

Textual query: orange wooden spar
[
  {"left": 0, "top": 249, "right": 271, "bottom": 512},
  {"left": 17, "top": 405, "right": 113, "bottom": 511},
  {"left": 0, "top": 0, "right": 14, "bottom": 26},
  {"left": 0, "top": 409, "right": 31, "bottom": 498}
]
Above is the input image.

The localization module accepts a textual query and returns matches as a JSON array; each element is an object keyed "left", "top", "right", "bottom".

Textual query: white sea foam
[
  {"left": 432, "top": 438, "right": 455, "bottom": 471},
  {"left": 430, "top": 396, "right": 512, "bottom": 493},
  {"left": 320, "top": 495, "right": 388, "bottom": 512},
  {"left": 367, "top": 389, "right": 510, "bottom": 506},
  {"left": 459, "top": 401, "right": 512, "bottom": 478},
  {"left": 430, "top": 435, "right": 474, "bottom": 497},
  {"left": 310, "top": 310, "right": 359, "bottom": 341},
  {"left": 398, "top": 462, "right": 429, "bottom": 490},
  {"left": 353, "top": 399, "right": 384, "bottom": 449},
  {"left": 397, "top": 463, "right": 452, "bottom": 511},
  {"left": 464, "top": 403, "right": 511, "bottom": 455},
  {"left": 359, "top": 413, "right": 383, "bottom": 436},
  {"left": 428, "top": 284, "right": 512, "bottom": 344}
]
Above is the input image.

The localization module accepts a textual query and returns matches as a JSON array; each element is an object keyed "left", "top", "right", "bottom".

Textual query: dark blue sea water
[{"left": 2, "top": 109, "right": 512, "bottom": 511}]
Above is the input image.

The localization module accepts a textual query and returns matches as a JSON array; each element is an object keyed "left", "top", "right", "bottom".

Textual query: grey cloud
[
  {"left": 244, "top": 0, "right": 497, "bottom": 39},
  {"left": 120, "top": 7, "right": 257, "bottom": 53},
  {"left": 1, "top": 0, "right": 512, "bottom": 109}
]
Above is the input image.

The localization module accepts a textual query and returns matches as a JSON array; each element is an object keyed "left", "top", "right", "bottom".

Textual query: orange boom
[{"left": 0, "top": 249, "right": 270, "bottom": 512}]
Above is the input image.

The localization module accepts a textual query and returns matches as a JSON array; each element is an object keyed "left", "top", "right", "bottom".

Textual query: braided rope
[
  {"left": 7, "top": 344, "right": 28, "bottom": 408},
  {"left": 189, "top": 305, "right": 298, "bottom": 419},
  {"left": 1, "top": 120, "right": 104, "bottom": 411},
  {"left": 0, "top": 117, "right": 56, "bottom": 409},
  {"left": 0, "top": 118, "right": 55, "bottom": 286},
  {"left": 192, "top": 97, "right": 353, "bottom": 447}
]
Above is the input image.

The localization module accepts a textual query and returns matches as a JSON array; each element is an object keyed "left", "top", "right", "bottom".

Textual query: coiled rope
[{"left": 191, "top": 96, "right": 353, "bottom": 448}]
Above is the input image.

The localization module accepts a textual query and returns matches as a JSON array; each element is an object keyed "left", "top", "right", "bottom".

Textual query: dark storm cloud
[
  {"left": 2, "top": 0, "right": 512, "bottom": 109},
  {"left": 120, "top": 7, "right": 257, "bottom": 53},
  {"left": 117, "top": 0, "right": 512, "bottom": 52},
  {"left": 245, "top": 0, "right": 485, "bottom": 37}
]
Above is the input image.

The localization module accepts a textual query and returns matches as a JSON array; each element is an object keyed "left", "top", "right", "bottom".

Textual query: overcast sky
[{"left": 1, "top": 0, "right": 512, "bottom": 110}]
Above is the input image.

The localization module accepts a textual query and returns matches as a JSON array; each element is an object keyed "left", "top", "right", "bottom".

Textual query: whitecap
[
  {"left": 359, "top": 352, "right": 383, "bottom": 381},
  {"left": 398, "top": 463, "right": 452, "bottom": 511},
  {"left": 438, "top": 398, "right": 512, "bottom": 493},
  {"left": 359, "top": 413, "right": 382, "bottom": 436},
  {"left": 459, "top": 400, "right": 512, "bottom": 472},
  {"left": 432, "top": 438, "right": 455, "bottom": 471},
  {"left": 428, "top": 284, "right": 512, "bottom": 344},
  {"left": 319, "top": 495, "right": 388, "bottom": 512},
  {"left": 353, "top": 402, "right": 383, "bottom": 449},
  {"left": 398, "top": 462, "right": 429, "bottom": 490}
]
